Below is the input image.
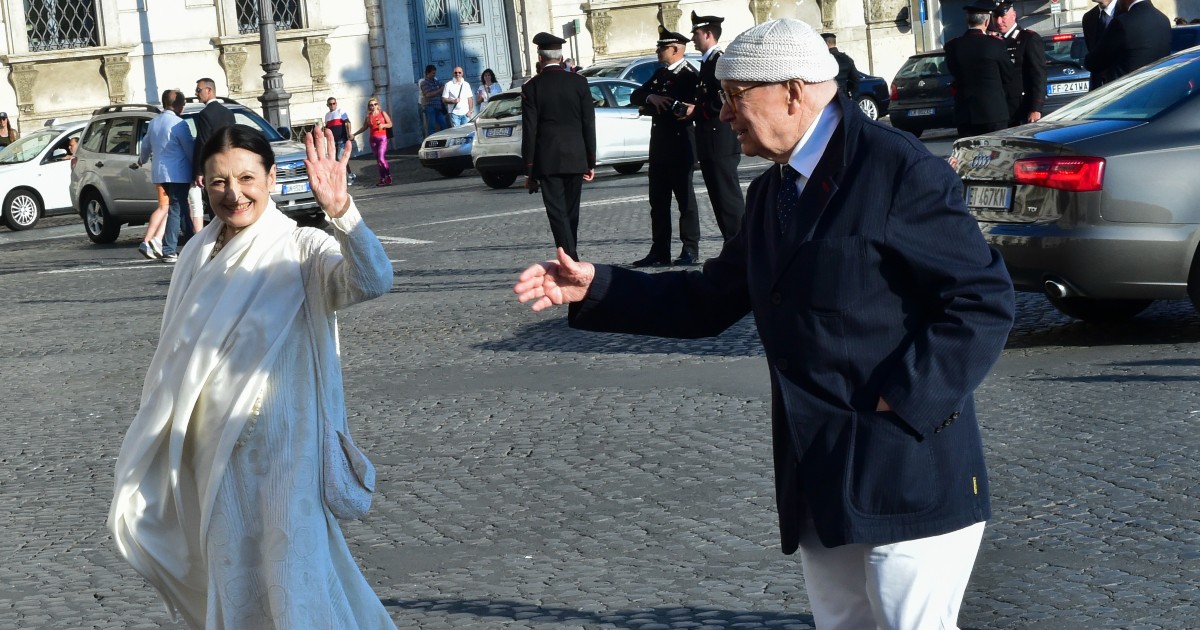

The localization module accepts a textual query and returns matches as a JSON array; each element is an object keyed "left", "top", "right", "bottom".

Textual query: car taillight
[
  {"left": 1050, "top": 33, "right": 1075, "bottom": 42},
  {"left": 890, "top": 82, "right": 898, "bottom": 101},
  {"left": 1013, "top": 156, "right": 1105, "bottom": 192}
]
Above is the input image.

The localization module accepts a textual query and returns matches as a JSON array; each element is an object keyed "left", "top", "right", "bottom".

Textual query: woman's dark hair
[
  {"left": 200, "top": 124, "right": 275, "bottom": 176},
  {"left": 480, "top": 68, "right": 496, "bottom": 84}
]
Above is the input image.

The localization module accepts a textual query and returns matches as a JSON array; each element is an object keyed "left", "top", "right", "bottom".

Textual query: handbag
[{"left": 303, "top": 263, "right": 376, "bottom": 520}]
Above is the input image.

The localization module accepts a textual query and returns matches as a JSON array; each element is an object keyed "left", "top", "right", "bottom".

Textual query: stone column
[
  {"left": 102, "top": 55, "right": 131, "bottom": 104},
  {"left": 219, "top": 45, "right": 249, "bottom": 94},
  {"left": 659, "top": 2, "right": 682, "bottom": 31},
  {"left": 10, "top": 63, "right": 38, "bottom": 115},
  {"left": 586, "top": 9, "right": 612, "bottom": 56},
  {"left": 304, "top": 35, "right": 332, "bottom": 88}
]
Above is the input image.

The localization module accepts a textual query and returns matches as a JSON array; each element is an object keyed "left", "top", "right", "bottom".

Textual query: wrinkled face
[
  {"left": 656, "top": 42, "right": 682, "bottom": 64},
  {"left": 204, "top": 148, "right": 276, "bottom": 231},
  {"left": 718, "top": 80, "right": 808, "bottom": 163}
]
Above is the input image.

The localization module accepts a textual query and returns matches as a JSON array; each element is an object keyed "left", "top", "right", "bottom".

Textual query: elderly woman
[{"left": 108, "top": 125, "right": 396, "bottom": 628}]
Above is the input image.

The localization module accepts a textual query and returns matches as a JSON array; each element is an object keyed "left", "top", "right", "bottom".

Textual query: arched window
[{"left": 23, "top": 0, "right": 99, "bottom": 51}]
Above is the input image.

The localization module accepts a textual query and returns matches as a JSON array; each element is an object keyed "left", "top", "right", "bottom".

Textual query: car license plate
[
  {"left": 484, "top": 126, "right": 513, "bottom": 138},
  {"left": 966, "top": 185, "right": 1012, "bottom": 210},
  {"left": 278, "top": 181, "right": 310, "bottom": 195},
  {"left": 1048, "top": 81, "right": 1089, "bottom": 95},
  {"left": 427, "top": 150, "right": 439, "bottom": 159},
  {"left": 908, "top": 108, "right": 935, "bottom": 116}
]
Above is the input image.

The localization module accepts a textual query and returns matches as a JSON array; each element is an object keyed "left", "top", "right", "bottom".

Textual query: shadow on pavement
[
  {"left": 478, "top": 316, "right": 763, "bottom": 358},
  {"left": 381, "top": 598, "right": 816, "bottom": 628}
]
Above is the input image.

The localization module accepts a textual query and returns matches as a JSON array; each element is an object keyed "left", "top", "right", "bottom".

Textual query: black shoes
[
  {"left": 631, "top": 253, "right": 671, "bottom": 268},
  {"left": 673, "top": 251, "right": 699, "bottom": 266}
]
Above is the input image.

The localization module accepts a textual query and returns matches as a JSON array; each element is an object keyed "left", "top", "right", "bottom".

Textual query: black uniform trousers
[
  {"left": 695, "top": 125, "right": 745, "bottom": 241},
  {"left": 539, "top": 174, "right": 584, "bottom": 261},
  {"left": 648, "top": 160, "right": 699, "bottom": 259}
]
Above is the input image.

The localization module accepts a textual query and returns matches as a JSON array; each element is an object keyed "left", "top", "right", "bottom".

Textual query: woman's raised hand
[{"left": 304, "top": 128, "right": 352, "bottom": 218}]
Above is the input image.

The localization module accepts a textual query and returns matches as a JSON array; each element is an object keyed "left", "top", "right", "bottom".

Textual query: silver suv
[{"left": 71, "top": 98, "right": 319, "bottom": 243}]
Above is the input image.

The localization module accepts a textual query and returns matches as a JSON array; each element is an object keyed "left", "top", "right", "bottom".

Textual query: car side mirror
[
  {"left": 52, "top": 148, "right": 67, "bottom": 158},
  {"left": 276, "top": 126, "right": 292, "bottom": 140}
]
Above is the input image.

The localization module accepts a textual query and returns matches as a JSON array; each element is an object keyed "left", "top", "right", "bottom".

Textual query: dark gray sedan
[{"left": 951, "top": 47, "right": 1200, "bottom": 322}]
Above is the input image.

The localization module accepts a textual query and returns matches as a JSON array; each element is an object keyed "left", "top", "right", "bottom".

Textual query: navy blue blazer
[
  {"left": 569, "top": 95, "right": 1015, "bottom": 550},
  {"left": 1084, "top": 0, "right": 1171, "bottom": 83}
]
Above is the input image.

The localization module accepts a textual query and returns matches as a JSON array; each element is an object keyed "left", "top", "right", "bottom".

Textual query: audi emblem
[
  {"left": 1062, "top": 67, "right": 1076, "bottom": 75},
  {"left": 970, "top": 154, "right": 992, "bottom": 169}
]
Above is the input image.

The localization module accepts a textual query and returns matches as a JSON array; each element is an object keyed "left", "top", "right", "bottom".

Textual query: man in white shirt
[
  {"left": 136, "top": 89, "right": 196, "bottom": 260},
  {"left": 323, "top": 96, "right": 355, "bottom": 182},
  {"left": 441, "top": 67, "right": 474, "bottom": 126}
]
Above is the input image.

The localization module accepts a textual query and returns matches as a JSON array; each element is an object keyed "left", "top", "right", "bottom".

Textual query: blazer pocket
[
  {"left": 846, "top": 411, "right": 940, "bottom": 517},
  {"left": 792, "top": 236, "right": 867, "bottom": 314}
]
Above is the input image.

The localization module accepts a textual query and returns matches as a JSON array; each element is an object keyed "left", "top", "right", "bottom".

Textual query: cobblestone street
[{"left": 1, "top": 156, "right": 1197, "bottom": 629}]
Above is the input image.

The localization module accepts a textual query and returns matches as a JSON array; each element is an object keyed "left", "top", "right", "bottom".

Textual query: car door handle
[{"left": 96, "top": 161, "right": 105, "bottom": 168}]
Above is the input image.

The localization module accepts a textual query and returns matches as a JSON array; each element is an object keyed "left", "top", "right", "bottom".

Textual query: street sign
[{"left": 1050, "top": 0, "right": 1062, "bottom": 14}]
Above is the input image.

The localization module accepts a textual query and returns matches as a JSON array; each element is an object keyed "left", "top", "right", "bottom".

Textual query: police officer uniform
[
  {"left": 993, "top": 1, "right": 1046, "bottom": 126},
  {"left": 631, "top": 26, "right": 701, "bottom": 267},
  {"left": 820, "top": 33, "right": 861, "bottom": 99},
  {"left": 689, "top": 11, "right": 745, "bottom": 243},
  {"left": 944, "top": 1, "right": 1016, "bottom": 137},
  {"left": 522, "top": 32, "right": 597, "bottom": 261}
]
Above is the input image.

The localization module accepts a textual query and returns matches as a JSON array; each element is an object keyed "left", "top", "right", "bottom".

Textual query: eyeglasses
[{"left": 717, "top": 81, "right": 786, "bottom": 114}]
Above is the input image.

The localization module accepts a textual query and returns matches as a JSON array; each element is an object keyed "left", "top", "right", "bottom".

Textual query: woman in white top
[
  {"left": 108, "top": 125, "right": 396, "bottom": 629},
  {"left": 477, "top": 68, "right": 503, "bottom": 105}
]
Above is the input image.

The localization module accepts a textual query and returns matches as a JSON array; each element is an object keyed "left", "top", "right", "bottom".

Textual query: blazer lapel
[{"left": 773, "top": 120, "right": 847, "bottom": 284}]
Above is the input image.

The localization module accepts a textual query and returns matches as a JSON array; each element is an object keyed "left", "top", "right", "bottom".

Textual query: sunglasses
[
  {"left": 369, "top": 102, "right": 379, "bottom": 107},
  {"left": 453, "top": 71, "right": 463, "bottom": 75},
  {"left": 327, "top": 101, "right": 337, "bottom": 106}
]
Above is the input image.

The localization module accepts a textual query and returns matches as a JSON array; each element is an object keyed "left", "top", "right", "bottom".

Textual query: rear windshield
[
  {"left": 1044, "top": 51, "right": 1200, "bottom": 121},
  {"left": 895, "top": 55, "right": 946, "bottom": 79},
  {"left": 479, "top": 93, "right": 521, "bottom": 119},
  {"left": 1044, "top": 34, "right": 1086, "bottom": 66}
]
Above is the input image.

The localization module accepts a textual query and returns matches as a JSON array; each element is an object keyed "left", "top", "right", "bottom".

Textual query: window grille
[
  {"left": 24, "top": 0, "right": 99, "bottom": 52},
  {"left": 236, "top": 0, "right": 304, "bottom": 35},
  {"left": 458, "top": 0, "right": 481, "bottom": 25},
  {"left": 424, "top": 0, "right": 448, "bottom": 28}
]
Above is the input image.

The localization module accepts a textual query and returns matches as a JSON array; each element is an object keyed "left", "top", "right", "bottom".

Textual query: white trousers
[{"left": 798, "top": 519, "right": 986, "bottom": 630}]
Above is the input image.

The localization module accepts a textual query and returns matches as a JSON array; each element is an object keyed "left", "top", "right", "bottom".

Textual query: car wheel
[
  {"left": 612, "top": 162, "right": 644, "bottom": 175},
  {"left": 2, "top": 188, "right": 42, "bottom": 230},
  {"left": 856, "top": 96, "right": 880, "bottom": 121},
  {"left": 82, "top": 194, "right": 121, "bottom": 244},
  {"left": 1046, "top": 295, "right": 1153, "bottom": 322},
  {"left": 481, "top": 172, "right": 517, "bottom": 189},
  {"left": 435, "top": 167, "right": 464, "bottom": 178}
]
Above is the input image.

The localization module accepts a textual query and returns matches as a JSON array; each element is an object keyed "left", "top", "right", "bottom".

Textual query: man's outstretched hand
[{"left": 513, "top": 248, "right": 596, "bottom": 312}]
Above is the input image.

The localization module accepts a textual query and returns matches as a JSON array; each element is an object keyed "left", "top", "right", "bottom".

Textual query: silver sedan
[{"left": 950, "top": 47, "right": 1200, "bottom": 322}]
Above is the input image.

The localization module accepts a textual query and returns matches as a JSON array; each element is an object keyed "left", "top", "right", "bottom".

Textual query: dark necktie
[
  {"left": 1099, "top": 11, "right": 1109, "bottom": 32},
  {"left": 777, "top": 164, "right": 801, "bottom": 234}
]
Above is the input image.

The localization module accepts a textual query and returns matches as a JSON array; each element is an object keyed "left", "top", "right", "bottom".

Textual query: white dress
[{"left": 198, "top": 214, "right": 396, "bottom": 629}]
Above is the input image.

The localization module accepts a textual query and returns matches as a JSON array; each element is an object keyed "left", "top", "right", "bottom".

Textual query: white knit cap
[{"left": 715, "top": 19, "right": 839, "bottom": 83}]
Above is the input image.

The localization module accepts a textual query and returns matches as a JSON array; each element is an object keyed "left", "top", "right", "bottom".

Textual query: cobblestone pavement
[{"left": 0, "top": 155, "right": 1197, "bottom": 629}]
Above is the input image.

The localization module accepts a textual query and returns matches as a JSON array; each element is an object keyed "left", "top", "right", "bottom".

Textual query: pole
[{"left": 258, "top": 0, "right": 293, "bottom": 136}]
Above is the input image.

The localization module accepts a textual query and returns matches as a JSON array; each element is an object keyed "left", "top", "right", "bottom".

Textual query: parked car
[
  {"left": 0, "top": 120, "right": 85, "bottom": 230},
  {"left": 418, "top": 121, "right": 474, "bottom": 178},
  {"left": 853, "top": 71, "right": 891, "bottom": 120},
  {"left": 578, "top": 53, "right": 702, "bottom": 84},
  {"left": 949, "top": 47, "right": 1200, "bottom": 322},
  {"left": 71, "top": 98, "right": 319, "bottom": 243},
  {"left": 891, "top": 28, "right": 1091, "bottom": 137},
  {"left": 1172, "top": 24, "right": 1200, "bottom": 52},
  {"left": 471, "top": 78, "right": 652, "bottom": 189}
]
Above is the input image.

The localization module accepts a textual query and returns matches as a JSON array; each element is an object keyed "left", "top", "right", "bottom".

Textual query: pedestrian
[
  {"left": 685, "top": 11, "right": 746, "bottom": 243},
  {"left": 522, "top": 32, "right": 597, "bottom": 262},
  {"left": 1082, "top": 0, "right": 1119, "bottom": 89},
  {"left": 1084, "top": 0, "right": 1171, "bottom": 84},
  {"left": 945, "top": 1, "right": 1016, "bottom": 137},
  {"left": 108, "top": 124, "right": 395, "bottom": 629},
  {"left": 133, "top": 89, "right": 196, "bottom": 263},
  {"left": 477, "top": 68, "right": 503, "bottom": 105},
  {"left": 819, "top": 32, "right": 860, "bottom": 99},
  {"left": 512, "top": 18, "right": 1015, "bottom": 629},
  {"left": 630, "top": 25, "right": 701, "bottom": 267},
  {"left": 0, "top": 111, "right": 17, "bottom": 147},
  {"left": 420, "top": 64, "right": 449, "bottom": 135},
  {"left": 992, "top": 1, "right": 1047, "bottom": 125},
  {"left": 324, "top": 95, "right": 355, "bottom": 182},
  {"left": 191, "top": 78, "right": 236, "bottom": 247},
  {"left": 352, "top": 97, "right": 393, "bottom": 186},
  {"left": 441, "top": 66, "right": 474, "bottom": 127}
]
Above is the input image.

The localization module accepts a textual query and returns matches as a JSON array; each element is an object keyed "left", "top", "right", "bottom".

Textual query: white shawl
[{"left": 107, "top": 203, "right": 304, "bottom": 618}]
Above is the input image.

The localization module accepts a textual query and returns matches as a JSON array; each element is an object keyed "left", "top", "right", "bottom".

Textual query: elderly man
[
  {"left": 513, "top": 18, "right": 1015, "bottom": 629},
  {"left": 992, "top": 1, "right": 1047, "bottom": 125}
]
